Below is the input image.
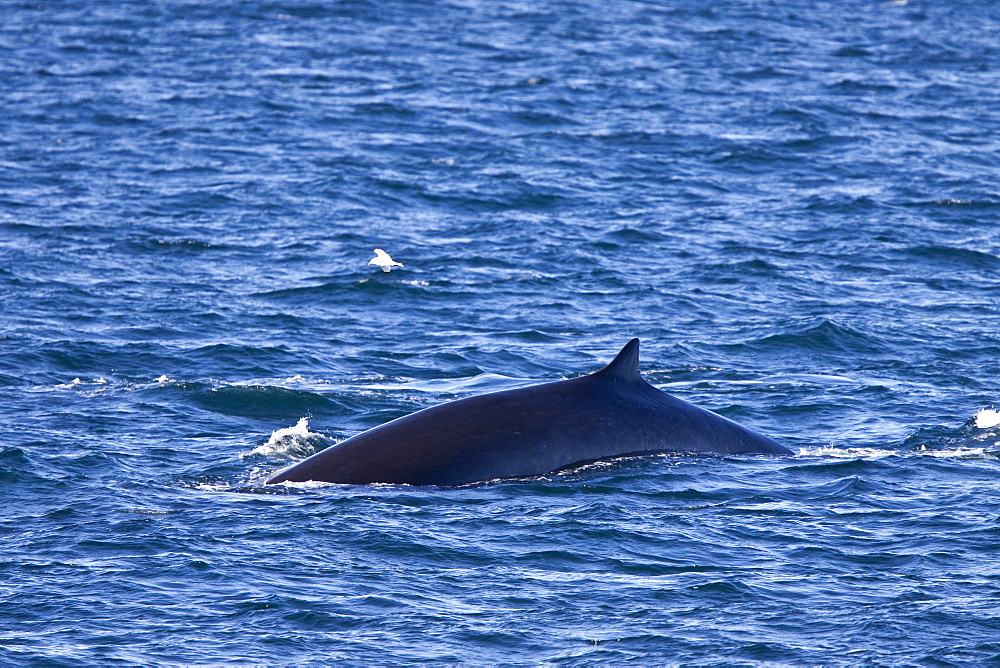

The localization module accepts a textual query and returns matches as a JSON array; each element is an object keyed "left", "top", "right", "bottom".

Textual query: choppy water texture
[{"left": 3, "top": 0, "right": 1000, "bottom": 664}]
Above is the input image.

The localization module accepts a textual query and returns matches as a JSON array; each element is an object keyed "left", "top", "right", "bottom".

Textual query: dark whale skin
[{"left": 266, "top": 339, "right": 791, "bottom": 486}]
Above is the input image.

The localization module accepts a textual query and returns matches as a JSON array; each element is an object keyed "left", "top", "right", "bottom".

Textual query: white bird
[{"left": 368, "top": 248, "right": 403, "bottom": 272}]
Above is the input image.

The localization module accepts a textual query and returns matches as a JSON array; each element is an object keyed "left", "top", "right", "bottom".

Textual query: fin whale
[{"left": 265, "top": 339, "right": 792, "bottom": 486}]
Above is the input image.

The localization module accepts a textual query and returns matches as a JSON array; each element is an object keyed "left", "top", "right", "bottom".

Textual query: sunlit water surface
[{"left": 3, "top": 0, "right": 1000, "bottom": 664}]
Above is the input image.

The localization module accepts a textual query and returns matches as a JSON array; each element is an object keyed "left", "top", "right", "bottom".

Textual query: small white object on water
[
  {"left": 975, "top": 408, "right": 1000, "bottom": 429},
  {"left": 368, "top": 248, "right": 403, "bottom": 272}
]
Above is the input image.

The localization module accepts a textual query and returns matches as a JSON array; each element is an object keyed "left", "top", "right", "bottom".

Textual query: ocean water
[{"left": 3, "top": 0, "right": 1000, "bottom": 663}]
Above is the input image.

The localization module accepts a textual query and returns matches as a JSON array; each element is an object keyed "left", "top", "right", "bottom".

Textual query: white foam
[
  {"left": 56, "top": 377, "right": 109, "bottom": 390},
  {"left": 193, "top": 482, "right": 232, "bottom": 492},
  {"left": 247, "top": 417, "right": 326, "bottom": 458},
  {"left": 975, "top": 408, "right": 1000, "bottom": 429},
  {"left": 922, "top": 447, "right": 988, "bottom": 459},
  {"left": 798, "top": 445, "right": 993, "bottom": 460},
  {"left": 797, "top": 445, "right": 898, "bottom": 459},
  {"left": 260, "top": 416, "right": 310, "bottom": 452}
]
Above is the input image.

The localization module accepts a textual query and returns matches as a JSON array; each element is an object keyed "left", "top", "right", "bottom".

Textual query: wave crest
[{"left": 247, "top": 417, "right": 332, "bottom": 458}]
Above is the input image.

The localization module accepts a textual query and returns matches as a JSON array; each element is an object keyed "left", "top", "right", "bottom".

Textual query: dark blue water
[{"left": 3, "top": 0, "right": 1000, "bottom": 663}]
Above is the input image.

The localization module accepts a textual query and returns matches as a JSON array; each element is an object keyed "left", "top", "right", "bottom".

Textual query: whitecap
[
  {"left": 246, "top": 417, "right": 329, "bottom": 458},
  {"left": 921, "top": 447, "right": 989, "bottom": 459},
  {"left": 798, "top": 444, "right": 994, "bottom": 459},
  {"left": 974, "top": 408, "right": 1000, "bottom": 429},
  {"left": 56, "top": 377, "right": 109, "bottom": 390},
  {"left": 797, "top": 445, "right": 898, "bottom": 459},
  {"left": 193, "top": 482, "right": 232, "bottom": 493}
]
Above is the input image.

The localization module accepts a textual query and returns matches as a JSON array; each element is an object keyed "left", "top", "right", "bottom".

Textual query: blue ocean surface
[{"left": 3, "top": 0, "right": 1000, "bottom": 663}]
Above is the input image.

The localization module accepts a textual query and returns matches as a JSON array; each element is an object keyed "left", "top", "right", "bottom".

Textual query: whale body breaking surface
[{"left": 265, "top": 339, "right": 792, "bottom": 486}]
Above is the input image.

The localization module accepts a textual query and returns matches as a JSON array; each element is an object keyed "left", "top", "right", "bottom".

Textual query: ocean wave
[{"left": 247, "top": 417, "right": 332, "bottom": 459}]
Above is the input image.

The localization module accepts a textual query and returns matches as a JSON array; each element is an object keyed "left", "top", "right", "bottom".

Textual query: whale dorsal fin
[{"left": 594, "top": 338, "right": 641, "bottom": 382}]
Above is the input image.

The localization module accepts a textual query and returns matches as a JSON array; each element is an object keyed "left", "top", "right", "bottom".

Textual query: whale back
[
  {"left": 592, "top": 338, "right": 641, "bottom": 383},
  {"left": 265, "top": 338, "right": 791, "bottom": 486}
]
